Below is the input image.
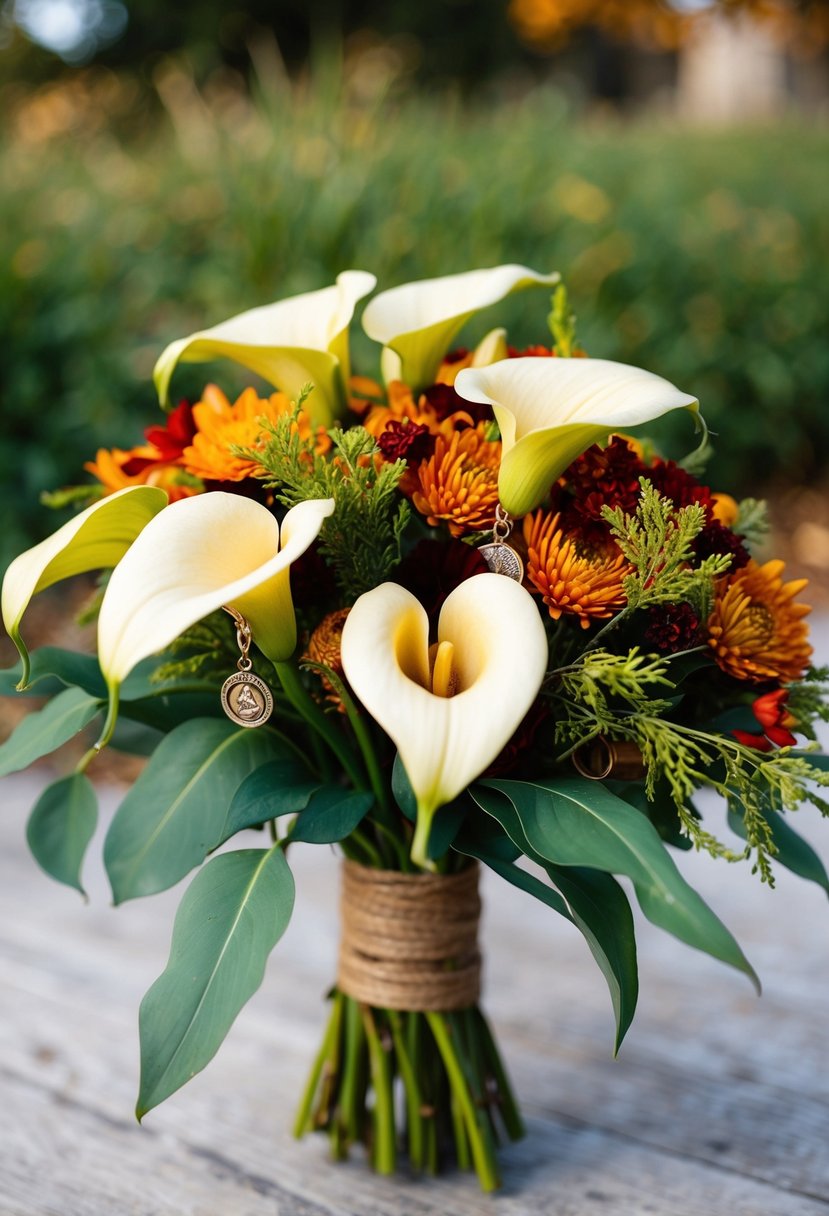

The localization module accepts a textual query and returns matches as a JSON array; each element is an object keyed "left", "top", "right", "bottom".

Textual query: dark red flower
[
  {"left": 377, "top": 419, "right": 434, "bottom": 464},
  {"left": 693, "top": 519, "right": 750, "bottom": 570},
  {"left": 394, "top": 538, "right": 488, "bottom": 626},
  {"left": 484, "top": 699, "right": 550, "bottom": 777},
  {"left": 644, "top": 602, "right": 701, "bottom": 653},
  {"left": 646, "top": 459, "right": 713, "bottom": 512},
  {"left": 144, "top": 400, "right": 197, "bottom": 460},
  {"left": 422, "top": 382, "right": 491, "bottom": 427},
  {"left": 562, "top": 436, "right": 645, "bottom": 522}
]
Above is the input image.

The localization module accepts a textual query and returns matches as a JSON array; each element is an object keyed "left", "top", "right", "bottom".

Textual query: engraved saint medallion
[
  {"left": 221, "top": 671, "right": 274, "bottom": 728},
  {"left": 477, "top": 541, "right": 524, "bottom": 582}
]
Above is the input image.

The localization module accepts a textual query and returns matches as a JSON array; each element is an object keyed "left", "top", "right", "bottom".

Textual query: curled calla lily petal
[
  {"left": 1, "top": 486, "right": 168, "bottom": 689},
  {"left": 153, "top": 270, "right": 376, "bottom": 425},
  {"left": 340, "top": 573, "right": 548, "bottom": 868},
  {"left": 455, "top": 357, "right": 699, "bottom": 517},
  {"left": 362, "top": 265, "right": 560, "bottom": 392},
  {"left": 98, "top": 492, "right": 334, "bottom": 700}
]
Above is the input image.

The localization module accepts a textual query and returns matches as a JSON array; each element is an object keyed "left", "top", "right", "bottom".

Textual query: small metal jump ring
[{"left": 237, "top": 656, "right": 253, "bottom": 672}]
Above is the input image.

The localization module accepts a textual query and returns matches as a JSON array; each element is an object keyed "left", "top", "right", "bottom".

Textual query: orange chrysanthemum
[
  {"left": 350, "top": 378, "right": 478, "bottom": 441},
  {"left": 707, "top": 559, "right": 812, "bottom": 683},
  {"left": 305, "top": 607, "right": 351, "bottom": 712},
  {"left": 84, "top": 446, "right": 200, "bottom": 501},
  {"left": 411, "top": 426, "right": 502, "bottom": 537},
  {"left": 182, "top": 386, "right": 329, "bottom": 482},
  {"left": 523, "top": 510, "right": 630, "bottom": 628}
]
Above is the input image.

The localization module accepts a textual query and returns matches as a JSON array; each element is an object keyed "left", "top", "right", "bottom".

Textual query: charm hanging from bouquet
[
  {"left": 477, "top": 503, "right": 524, "bottom": 581},
  {"left": 220, "top": 608, "right": 274, "bottom": 728}
]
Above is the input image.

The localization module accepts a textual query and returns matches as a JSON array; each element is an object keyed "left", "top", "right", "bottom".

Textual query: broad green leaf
[
  {"left": 218, "top": 757, "right": 320, "bottom": 844},
  {"left": 728, "top": 807, "right": 829, "bottom": 897},
  {"left": 0, "top": 688, "right": 102, "bottom": 777},
  {"left": 469, "top": 786, "right": 639, "bottom": 1049},
  {"left": 454, "top": 809, "right": 522, "bottom": 864},
  {"left": 0, "top": 647, "right": 106, "bottom": 698},
  {"left": 118, "top": 691, "right": 224, "bottom": 732},
  {"left": 392, "top": 753, "right": 417, "bottom": 821},
  {"left": 104, "top": 719, "right": 277, "bottom": 904},
  {"left": 136, "top": 845, "right": 294, "bottom": 1118},
  {"left": 544, "top": 865, "right": 639, "bottom": 1052},
  {"left": 289, "top": 787, "right": 374, "bottom": 845},
  {"left": 481, "top": 777, "right": 758, "bottom": 990},
  {"left": 26, "top": 773, "right": 98, "bottom": 895},
  {"left": 426, "top": 799, "right": 468, "bottom": 860}
]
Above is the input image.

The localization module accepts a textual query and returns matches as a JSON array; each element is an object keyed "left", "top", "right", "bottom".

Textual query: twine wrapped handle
[{"left": 337, "top": 860, "right": 482, "bottom": 1012}]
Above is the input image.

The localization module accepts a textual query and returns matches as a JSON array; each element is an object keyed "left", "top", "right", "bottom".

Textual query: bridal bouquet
[{"left": 3, "top": 266, "right": 828, "bottom": 1192}]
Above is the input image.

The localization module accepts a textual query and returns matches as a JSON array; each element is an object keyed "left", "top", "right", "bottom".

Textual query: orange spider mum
[
  {"left": 707, "top": 559, "right": 812, "bottom": 683},
  {"left": 182, "top": 386, "right": 329, "bottom": 483},
  {"left": 411, "top": 426, "right": 502, "bottom": 537},
  {"left": 84, "top": 445, "right": 200, "bottom": 501},
  {"left": 523, "top": 510, "right": 630, "bottom": 628}
]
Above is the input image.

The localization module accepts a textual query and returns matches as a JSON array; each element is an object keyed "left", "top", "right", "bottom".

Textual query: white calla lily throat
[
  {"left": 1, "top": 486, "right": 168, "bottom": 689},
  {"left": 455, "top": 357, "right": 699, "bottom": 518},
  {"left": 153, "top": 270, "right": 376, "bottom": 426},
  {"left": 341, "top": 574, "right": 548, "bottom": 868},
  {"left": 97, "top": 492, "right": 333, "bottom": 740},
  {"left": 362, "top": 264, "right": 560, "bottom": 392}
]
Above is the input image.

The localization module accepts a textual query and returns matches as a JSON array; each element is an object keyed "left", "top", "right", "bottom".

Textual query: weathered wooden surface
[{"left": 2, "top": 626, "right": 828, "bottom": 1215}]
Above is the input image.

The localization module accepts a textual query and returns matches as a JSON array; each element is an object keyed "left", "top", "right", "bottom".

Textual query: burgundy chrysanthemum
[
  {"left": 422, "top": 382, "right": 491, "bottom": 427},
  {"left": 693, "top": 519, "right": 750, "bottom": 570},
  {"left": 562, "top": 436, "right": 645, "bottom": 522},
  {"left": 646, "top": 459, "right": 713, "bottom": 512},
  {"left": 377, "top": 420, "right": 434, "bottom": 464},
  {"left": 644, "top": 602, "right": 701, "bottom": 653}
]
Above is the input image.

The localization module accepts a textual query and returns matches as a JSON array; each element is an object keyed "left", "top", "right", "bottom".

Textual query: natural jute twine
[{"left": 337, "top": 860, "right": 482, "bottom": 1012}]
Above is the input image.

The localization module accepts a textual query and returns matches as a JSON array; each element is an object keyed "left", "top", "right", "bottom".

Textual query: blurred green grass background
[{"left": 2, "top": 62, "right": 827, "bottom": 570}]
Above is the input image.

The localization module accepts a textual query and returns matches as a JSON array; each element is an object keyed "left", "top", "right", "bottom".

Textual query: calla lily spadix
[
  {"left": 1, "top": 485, "right": 168, "bottom": 689},
  {"left": 455, "top": 357, "right": 699, "bottom": 518},
  {"left": 340, "top": 574, "right": 548, "bottom": 869},
  {"left": 153, "top": 270, "right": 376, "bottom": 426},
  {"left": 361, "top": 264, "right": 560, "bottom": 393}
]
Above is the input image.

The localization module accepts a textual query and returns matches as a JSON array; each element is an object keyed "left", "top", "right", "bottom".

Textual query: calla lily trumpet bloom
[
  {"left": 1, "top": 486, "right": 168, "bottom": 688},
  {"left": 362, "top": 265, "right": 560, "bottom": 392},
  {"left": 153, "top": 270, "right": 377, "bottom": 426},
  {"left": 340, "top": 573, "right": 548, "bottom": 868},
  {"left": 455, "top": 357, "right": 699, "bottom": 518},
  {"left": 98, "top": 493, "right": 334, "bottom": 704}
]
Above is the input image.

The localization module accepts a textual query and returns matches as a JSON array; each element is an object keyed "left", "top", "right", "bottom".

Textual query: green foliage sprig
[
  {"left": 551, "top": 646, "right": 829, "bottom": 883},
  {"left": 601, "top": 478, "right": 732, "bottom": 622},
  {"left": 239, "top": 406, "right": 409, "bottom": 602}
]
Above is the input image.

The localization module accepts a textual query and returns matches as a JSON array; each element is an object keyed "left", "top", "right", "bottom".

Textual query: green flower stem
[
  {"left": 274, "top": 661, "right": 364, "bottom": 789},
  {"left": 450, "top": 1088, "right": 471, "bottom": 1170},
  {"left": 410, "top": 806, "right": 437, "bottom": 872},
  {"left": 388, "top": 1010, "right": 424, "bottom": 1169},
  {"left": 338, "top": 996, "right": 366, "bottom": 1147},
  {"left": 292, "top": 992, "right": 342, "bottom": 1138},
  {"left": 360, "top": 1006, "right": 396, "bottom": 1175},
  {"left": 474, "top": 1008, "right": 525, "bottom": 1141},
  {"left": 425, "top": 1012, "right": 500, "bottom": 1192}
]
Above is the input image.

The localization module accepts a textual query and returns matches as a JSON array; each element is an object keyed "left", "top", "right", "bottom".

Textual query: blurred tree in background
[{"left": 0, "top": 0, "right": 827, "bottom": 569}]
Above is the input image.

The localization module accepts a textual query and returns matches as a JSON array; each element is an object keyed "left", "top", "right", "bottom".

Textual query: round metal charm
[
  {"left": 477, "top": 542, "right": 524, "bottom": 582},
  {"left": 220, "top": 671, "right": 274, "bottom": 728}
]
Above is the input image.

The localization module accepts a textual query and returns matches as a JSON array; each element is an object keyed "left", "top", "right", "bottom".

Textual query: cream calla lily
[
  {"left": 455, "top": 357, "right": 699, "bottom": 518},
  {"left": 1, "top": 486, "right": 168, "bottom": 689},
  {"left": 98, "top": 493, "right": 334, "bottom": 699},
  {"left": 153, "top": 270, "right": 376, "bottom": 425},
  {"left": 362, "top": 265, "right": 560, "bottom": 392},
  {"left": 340, "top": 573, "right": 548, "bottom": 868}
]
